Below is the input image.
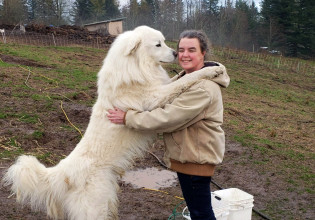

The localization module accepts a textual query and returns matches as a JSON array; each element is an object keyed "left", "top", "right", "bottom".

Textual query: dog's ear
[{"left": 124, "top": 35, "right": 141, "bottom": 56}]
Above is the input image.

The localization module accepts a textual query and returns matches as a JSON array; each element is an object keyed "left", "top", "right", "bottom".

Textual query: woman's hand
[{"left": 107, "top": 107, "right": 126, "bottom": 124}]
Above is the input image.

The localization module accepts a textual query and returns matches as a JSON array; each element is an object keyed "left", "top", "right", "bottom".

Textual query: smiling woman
[
  {"left": 107, "top": 29, "right": 230, "bottom": 220},
  {"left": 178, "top": 38, "right": 205, "bottom": 73},
  {"left": 176, "top": 29, "right": 212, "bottom": 75}
]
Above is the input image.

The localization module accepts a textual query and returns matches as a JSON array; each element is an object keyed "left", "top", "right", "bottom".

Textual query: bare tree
[
  {"left": 1, "top": 0, "right": 28, "bottom": 25},
  {"left": 26, "top": 0, "right": 69, "bottom": 25},
  {"left": 49, "top": 0, "right": 69, "bottom": 25}
]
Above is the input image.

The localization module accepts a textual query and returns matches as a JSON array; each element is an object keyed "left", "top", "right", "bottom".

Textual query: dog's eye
[{"left": 156, "top": 43, "right": 161, "bottom": 47}]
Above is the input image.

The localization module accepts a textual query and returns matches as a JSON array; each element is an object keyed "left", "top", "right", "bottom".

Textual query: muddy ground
[
  {"left": 0, "top": 50, "right": 313, "bottom": 220},
  {"left": 0, "top": 134, "right": 268, "bottom": 220}
]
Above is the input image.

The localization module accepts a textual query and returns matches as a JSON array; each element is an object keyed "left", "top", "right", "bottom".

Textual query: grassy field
[{"left": 0, "top": 43, "right": 314, "bottom": 219}]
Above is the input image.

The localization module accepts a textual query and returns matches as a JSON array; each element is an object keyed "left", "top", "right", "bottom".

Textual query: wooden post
[
  {"left": 277, "top": 57, "right": 280, "bottom": 68},
  {"left": 52, "top": 33, "right": 56, "bottom": 46},
  {"left": 0, "top": 29, "right": 6, "bottom": 43},
  {"left": 297, "top": 62, "right": 300, "bottom": 73}
]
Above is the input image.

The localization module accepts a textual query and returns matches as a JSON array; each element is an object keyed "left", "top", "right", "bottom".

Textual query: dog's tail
[{"left": 2, "top": 155, "right": 65, "bottom": 219}]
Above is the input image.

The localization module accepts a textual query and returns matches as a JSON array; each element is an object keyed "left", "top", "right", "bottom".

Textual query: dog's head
[
  {"left": 99, "top": 26, "right": 176, "bottom": 92},
  {"left": 124, "top": 26, "right": 177, "bottom": 64}
]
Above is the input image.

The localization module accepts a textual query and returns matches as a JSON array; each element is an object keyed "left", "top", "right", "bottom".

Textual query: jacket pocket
[
  {"left": 171, "top": 127, "right": 200, "bottom": 163},
  {"left": 171, "top": 132, "right": 182, "bottom": 150},
  {"left": 164, "top": 133, "right": 181, "bottom": 161}
]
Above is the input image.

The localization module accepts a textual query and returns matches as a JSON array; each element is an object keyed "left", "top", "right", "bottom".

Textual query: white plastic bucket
[{"left": 213, "top": 188, "right": 254, "bottom": 220}]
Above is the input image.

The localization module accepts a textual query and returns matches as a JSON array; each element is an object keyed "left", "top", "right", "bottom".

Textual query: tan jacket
[{"left": 125, "top": 61, "right": 230, "bottom": 176}]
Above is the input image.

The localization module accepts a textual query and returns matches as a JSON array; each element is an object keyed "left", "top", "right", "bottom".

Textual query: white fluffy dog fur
[{"left": 2, "top": 26, "right": 224, "bottom": 220}]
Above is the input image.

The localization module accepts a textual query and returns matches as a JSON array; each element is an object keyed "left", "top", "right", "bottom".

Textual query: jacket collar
[{"left": 176, "top": 61, "right": 230, "bottom": 88}]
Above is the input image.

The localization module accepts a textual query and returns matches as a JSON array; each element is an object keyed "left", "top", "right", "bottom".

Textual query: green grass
[
  {"left": 0, "top": 147, "right": 25, "bottom": 159},
  {"left": 0, "top": 112, "right": 7, "bottom": 119},
  {"left": 0, "top": 60, "right": 12, "bottom": 67},
  {"left": 0, "top": 44, "right": 50, "bottom": 63},
  {"left": 36, "top": 152, "right": 52, "bottom": 161},
  {"left": 61, "top": 69, "right": 97, "bottom": 90},
  {"left": 31, "top": 130, "right": 44, "bottom": 139},
  {"left": 0, "top": 110, "right": 40, "bottom": 124},
  {"left": 0, "top": 137, "right": 25, "bottom": 159},
  {"left": 18, "top": 113, "right": 39, "bottom": 124},
  {"left": 31, "top": 94, "right": 48, "bottom": 101},
  {"left": 233, "top": 131, "right": 256, "bottom": 146}
]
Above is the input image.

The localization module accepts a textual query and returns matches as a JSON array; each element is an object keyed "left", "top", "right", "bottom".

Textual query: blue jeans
[{"left": 177, "top": 172, "right": 216, "bottom": 220}]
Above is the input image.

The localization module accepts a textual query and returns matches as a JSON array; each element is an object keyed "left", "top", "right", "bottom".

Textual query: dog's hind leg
[
  {"left": 46, "top": 193, "right": 65, "bottom": 219},
  {"left": 64, "top": 169, "right": 119, "bottom": 220}
]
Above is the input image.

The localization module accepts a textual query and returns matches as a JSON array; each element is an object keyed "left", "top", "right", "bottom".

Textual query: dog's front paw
[
  {"left": 204, "top": 66, "right": 224, "bottom": 79},
  {"left": 214, "top": 67, "right": 224, "bottom": 77},
  {"left": 186, "top": 66, "right": 224, "bottom": 81}
]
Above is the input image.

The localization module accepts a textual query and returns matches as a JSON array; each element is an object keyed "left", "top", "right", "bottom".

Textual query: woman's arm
[{"left": 107, "top": 87, "right": 211, "bottom": 133}]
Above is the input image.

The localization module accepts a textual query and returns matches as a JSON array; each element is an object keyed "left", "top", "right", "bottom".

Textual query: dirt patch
[{"left": 0, "top": 54, "right": 52, "bottom": 68}]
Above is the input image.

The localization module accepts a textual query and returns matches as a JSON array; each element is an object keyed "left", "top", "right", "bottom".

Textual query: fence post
[
  {"left": 277, "top": 57, "right": 280, "bottom": 68},
  {"left": 52, "top": 33, "right": 56, "bottom": 46},
  {"left": 0, "top": 29, "right": 6, "bottom": 43},
  {"left": 296, "top": 62, "right": 300, "bottom": 72}
]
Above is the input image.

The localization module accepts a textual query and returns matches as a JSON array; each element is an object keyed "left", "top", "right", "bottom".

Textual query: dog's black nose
[{"left": 173, "top": 50, "right": 177, "bottom": 57}]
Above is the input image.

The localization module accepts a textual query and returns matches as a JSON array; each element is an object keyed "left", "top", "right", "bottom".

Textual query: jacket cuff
[{"left": 123, "top": 111, "right": 127, "bottom": 125}]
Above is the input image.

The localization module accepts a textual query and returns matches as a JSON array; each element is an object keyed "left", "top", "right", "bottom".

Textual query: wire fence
[
  {"left": 214, "top": 47, "right": 315, "bottom": 75},
  {"left": 0, "top": 30, "right": 110, "bottom": 49},
  {"left": 1, "top": 30, "right": 314, "bottom": 75}
]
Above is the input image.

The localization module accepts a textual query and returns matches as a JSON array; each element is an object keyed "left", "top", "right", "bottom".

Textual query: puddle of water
[{"left": 121, "top": 167, "right": 178, "bottom": 189}]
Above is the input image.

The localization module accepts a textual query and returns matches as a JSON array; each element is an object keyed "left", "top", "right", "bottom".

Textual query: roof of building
[{"left": 84, "top": 17, "right": 126, "bottom": 27}]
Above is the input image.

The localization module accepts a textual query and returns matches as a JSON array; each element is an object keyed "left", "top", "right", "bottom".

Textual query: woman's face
[{"left": 178, "top": 38, "right": 206, "bottom": 74}]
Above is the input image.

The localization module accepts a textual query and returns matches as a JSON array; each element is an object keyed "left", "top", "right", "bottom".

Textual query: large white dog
[{"left": 3, "top": 26, "right": 225, "bottom": 219}]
